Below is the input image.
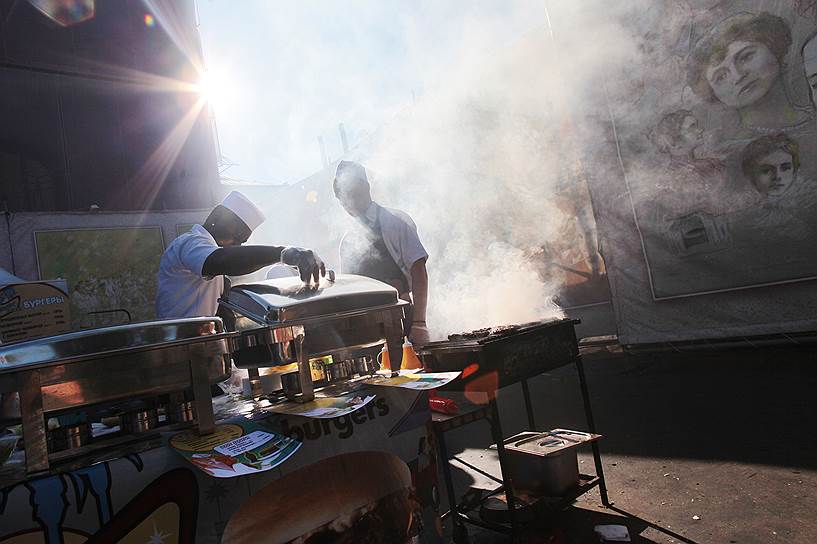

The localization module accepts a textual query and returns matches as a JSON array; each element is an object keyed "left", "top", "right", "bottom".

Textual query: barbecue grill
[
  {"left": 0, "top": 317, "right": 235, "bottom": 474},
  {"left": 417, "top": 319, "right": 580, "bottom": 389},
  {"left": 219, "top": 273, "right": 408, "bottom": 402},
  {"left": 418, "top": 318, "right": 610, "bottom": 540}
]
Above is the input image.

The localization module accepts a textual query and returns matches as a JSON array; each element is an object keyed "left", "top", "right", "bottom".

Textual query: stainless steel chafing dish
[
  {"left": 0, "top": 317, "right": 235, "bottom": 474},
  {"left": 219, "top": 274, "right": 408, "bottom": 402}
]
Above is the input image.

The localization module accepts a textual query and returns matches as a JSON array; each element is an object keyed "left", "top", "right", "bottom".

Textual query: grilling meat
[{"left": 447, "top": 324, "right": 521, "bottom": 341}]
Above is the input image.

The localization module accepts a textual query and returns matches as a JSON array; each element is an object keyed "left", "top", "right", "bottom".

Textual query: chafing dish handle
[{"left": 217, "top": 298, "right": 269, "bottom": 326}]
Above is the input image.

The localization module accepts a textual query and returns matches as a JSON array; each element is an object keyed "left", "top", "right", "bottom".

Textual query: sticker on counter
[
  {"left": 369, "top": 371, "right": 461, "bottom": 390},
  {"left": 169, "top": 420, "right": 300, "bottom": 478},
  {"left": 265, "top": 393, "right": 376, "bottom": 419}
]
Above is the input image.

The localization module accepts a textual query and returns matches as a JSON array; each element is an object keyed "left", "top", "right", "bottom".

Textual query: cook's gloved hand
[
  {"left": 409, "top": 321, "right": 430, "bottom": 346},
  {"left": 280, "top": 247, "right": 326, "bottom": 284}
]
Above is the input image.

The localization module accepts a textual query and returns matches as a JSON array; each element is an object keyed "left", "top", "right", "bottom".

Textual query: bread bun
[{"left": 223, "top": 450, "right": 413, "bottom": 544}]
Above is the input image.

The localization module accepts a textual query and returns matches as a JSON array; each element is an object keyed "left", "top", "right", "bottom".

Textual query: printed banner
[
  {"left": 574, "top": 1, "right": 817, "bottom": 343},
  {"left": 169, "top": 419, "right": 300, "bottom": 478}
]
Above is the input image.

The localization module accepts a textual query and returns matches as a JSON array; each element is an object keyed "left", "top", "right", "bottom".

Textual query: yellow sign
[{"left": 169, "top": 424, "right": 244, "bottom": 452}]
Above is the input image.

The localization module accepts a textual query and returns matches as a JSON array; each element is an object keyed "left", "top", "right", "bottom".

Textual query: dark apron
[{"left": 340, "top": 205, "right": 412, "bottom": 335}]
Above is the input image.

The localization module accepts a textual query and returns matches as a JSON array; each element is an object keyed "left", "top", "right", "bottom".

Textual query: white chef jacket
[
  {"left": 156, "top": 224, "right": 224, "bottom": 318},
  {"left": 340, "top": 202, "right": 428, "bottom": 289}
]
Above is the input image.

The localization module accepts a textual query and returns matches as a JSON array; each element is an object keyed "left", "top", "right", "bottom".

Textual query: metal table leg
[
  {"left": 521, "top": 378, "right": 536, "bottom": 431},
  {"left": 433, "top": 423, "right": 469, "bottom": 543},
  {"left": 385, "top": 315, "right": 404, "bottom": 374},
  {"left": 190, "top": 358, "right": 215, "bottom": 435},
  {"left": 488, "top": 398, "right": 518, "bottom": 540},
  {"left": 575, "top": 355, "right": 609, "bottom": 505},
  {"left": 19, "top": 370, "right": 48, "bottom": 474}
]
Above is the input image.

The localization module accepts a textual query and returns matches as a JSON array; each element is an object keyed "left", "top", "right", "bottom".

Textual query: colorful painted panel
[{"left": 34, "top": 227, "right": 165, "bottom": 328}]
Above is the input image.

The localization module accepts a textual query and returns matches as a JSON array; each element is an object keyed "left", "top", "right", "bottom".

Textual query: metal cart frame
[{"left": 432, "top": 353, "right": 610, "bottom": 543}]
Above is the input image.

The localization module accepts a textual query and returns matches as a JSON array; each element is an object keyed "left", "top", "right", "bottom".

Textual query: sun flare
[{"left": 197, "top": 70, "right": 233, "bottom": 113}]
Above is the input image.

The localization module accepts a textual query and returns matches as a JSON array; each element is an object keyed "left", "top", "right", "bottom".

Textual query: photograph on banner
[
  {"left": 607, "top": 4, "right": 817, "bottom": 299},
  {"left": 369, "top": 371, "right": 461, "bottom": 391},
  {"left": 265, "top": 393, "right": 376, "bottom": 419},
  {"left": 35, "top": 227, "right": 165, "bottom": 326},
  {"left": 169, "top": 419, "right": 301, "bottom": 478}
]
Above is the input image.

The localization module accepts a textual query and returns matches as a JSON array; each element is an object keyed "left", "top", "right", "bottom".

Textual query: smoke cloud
[
  {"left": 201, "top": 0, "right": 650, "bottom": 338},
  {"left": 348, "top": 1, "right": 645, "bottom": 337}
]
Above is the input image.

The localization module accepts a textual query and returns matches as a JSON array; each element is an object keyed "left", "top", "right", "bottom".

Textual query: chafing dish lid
[
  {"left": 0, "top": 317, "right": 229, "bottom": 372},
  {"left": 225, "top": 274, "right": 400, "bottom": 324}
]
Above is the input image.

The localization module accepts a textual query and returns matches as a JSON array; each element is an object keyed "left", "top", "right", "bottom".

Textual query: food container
[
  {"left": 241, "top": 374, "right": 282, "bottom": 397},
  {"left": 353, "top": 357, "right": 376, "bottom": 376},
  {"left": 119, "top": 409, "right": 159, "bottom": 434},
  {"left": 497, "top": 429, "right": 600, "bottom": 496},
  {"left": 281, "top": 372, "right": 302, "bottom": 396},
  {"left": 47, "top": 422, "right": 92, "bottom": 453}
]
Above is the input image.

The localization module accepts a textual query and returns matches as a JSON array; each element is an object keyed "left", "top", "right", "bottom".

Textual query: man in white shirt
[
  {"left": 156, "top": 191, "right": 325, "bottom": 319},
  {"left": 333, "top": 161, "right": 429, "bottom": 344}
]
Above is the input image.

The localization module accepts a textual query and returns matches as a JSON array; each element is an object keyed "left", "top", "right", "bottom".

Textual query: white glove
[{"left": 280, "top": 247, "right": 326, "bottom": 284}]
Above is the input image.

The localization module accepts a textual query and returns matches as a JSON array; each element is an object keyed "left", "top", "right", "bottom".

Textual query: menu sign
[
  {"left": 0, "top": 281, "right": 71, "bottom": 343},
  {"left": 169, "top": 420, "right": 301, "bottom": 478}
]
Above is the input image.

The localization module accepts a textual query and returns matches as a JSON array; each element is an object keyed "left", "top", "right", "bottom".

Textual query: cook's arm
[
  {"left": 202, "top": 246, "right": 284, "bottom": 277},
  {"left": 410, "top": 258, "right": 428, "bottom": 342}
]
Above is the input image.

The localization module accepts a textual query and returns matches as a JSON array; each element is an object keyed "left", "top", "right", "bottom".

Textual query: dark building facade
[{"left": 0, "top": 0, "right": 220, "bottom": 212}]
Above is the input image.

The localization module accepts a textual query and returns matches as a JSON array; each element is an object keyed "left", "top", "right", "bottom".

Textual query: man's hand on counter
[
  {"left": 281, "top": 247, "right": 326, "bottom": 284},
  {"left": 409, "top": 321, "right": 430, "bottom": 345}
]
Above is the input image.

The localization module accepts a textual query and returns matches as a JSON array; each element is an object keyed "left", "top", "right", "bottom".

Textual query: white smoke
[
  {"left": 352, "top": 1, "right": 646, "bottom": 337},
  {"left": 202, "top": 0, "right": 651, "bottom": 338}
]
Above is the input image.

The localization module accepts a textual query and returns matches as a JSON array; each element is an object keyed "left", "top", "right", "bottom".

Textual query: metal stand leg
[
  {"left": 521, "top": 379, "right": 536, "bottom": 431},
  {"left": 190, "top": 359, "right": 215, "bottom": 435},
  {"left": 19, "top": 370, "right": 48, "bottom": 474},
  {"left": 385, "top": 318, "right": 404, "bottom": 374},
  {"left": 489, "top": 398, "right": 518, "bottom": 540},
  {"left": 294, "top": 334, "right": 314, "bottom": 402},
  {"left": 247, "top": 368, "right": 262, "bottom": 397},
  {"left": 434, "top": 424, "right": 469, "bottom": 543},
  {"left": 575, "top": 355, "right": 610, "bottom": 506}
]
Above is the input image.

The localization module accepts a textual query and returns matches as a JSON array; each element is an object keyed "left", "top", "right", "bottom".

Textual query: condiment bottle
[
  {"left": 378, "top": 339, "right": 423, "bottom": 371},
  {"left": 377, "top": 344, "right": 391, "bottom": 371},
  {"left": 401, "top": 338, "right": 423, "bottom": 370}
]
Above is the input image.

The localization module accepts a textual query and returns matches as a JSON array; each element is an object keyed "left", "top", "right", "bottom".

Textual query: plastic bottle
[
  {"left": 378, "top": 338, "right": 423, "bottom": 371},
  {"left": 401, "top": 338, "right": 423, "bottom": 370},
  {"left": 377, "top": 344, "right": 391, "bottom": 371}
]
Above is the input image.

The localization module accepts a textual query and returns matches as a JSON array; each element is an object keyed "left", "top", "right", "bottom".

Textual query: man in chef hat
[{"left": 156, "top": 190, "right": 325, "bottom": 319}]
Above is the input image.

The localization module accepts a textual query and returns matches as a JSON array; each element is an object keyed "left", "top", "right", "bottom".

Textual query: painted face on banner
[
  {"left": 679, "top": 115, "right": 705, "bottom": 152},
  {"left": 751, "top": 149, "right": 796, "bottom": 197},
  {"left": 804, "top": 35, "right": 817, "bottom": 109},
  {"left": 706, "top": 40, "right": 780, "bottom": 108}
]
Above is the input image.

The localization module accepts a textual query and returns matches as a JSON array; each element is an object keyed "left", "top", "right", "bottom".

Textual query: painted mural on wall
[
  {"left": 611, "top": 2, "right": 817, "bottom": 299},
  {"left": 34, "top": 227, "right": 165, "bottom": 328}
]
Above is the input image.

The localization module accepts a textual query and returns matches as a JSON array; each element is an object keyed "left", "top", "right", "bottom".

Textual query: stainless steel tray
[
  {"left": 0, "top": 317, "right": 233, "bottom": 372},
  {"left": 223, "top": 274, "right": 400, "bottom": 325},
  {"left": 503, "top": 429, "right": 601, "bottom": 456},
  {"left": 221, "top": 274, "right": 408, "bottom": 402},
  {"left": 0, "top": 318, "right": 236, "bottom": 474}
]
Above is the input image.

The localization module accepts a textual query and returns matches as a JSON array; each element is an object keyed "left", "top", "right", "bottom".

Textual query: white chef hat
[{"left": 221, "top": 191, "right": 266, "bottom": 231}]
